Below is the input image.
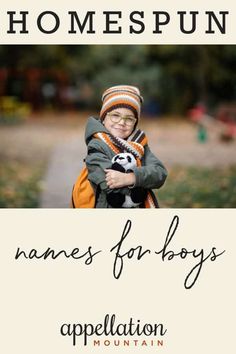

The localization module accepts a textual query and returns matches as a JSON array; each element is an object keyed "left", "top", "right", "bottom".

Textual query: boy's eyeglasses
[{"left": 106, "top": 113, "right": 137, "bottom": 127}]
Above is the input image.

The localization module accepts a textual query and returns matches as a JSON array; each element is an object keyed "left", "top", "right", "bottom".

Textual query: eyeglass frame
[{"left": 106, "top": 112, "right": 137, "bottom": 126}]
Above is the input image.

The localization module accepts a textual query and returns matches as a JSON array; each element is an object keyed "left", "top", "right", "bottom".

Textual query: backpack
[{"left": 71, "top": 166, "right": 95, "bottom": 208}]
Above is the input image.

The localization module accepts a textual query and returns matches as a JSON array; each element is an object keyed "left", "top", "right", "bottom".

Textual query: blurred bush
[
  {"left": 0, "top": 161, "right": 42, "bottom": 207},
  {"left": 0, "top": 96, "right": 31, "bottom": 124}
]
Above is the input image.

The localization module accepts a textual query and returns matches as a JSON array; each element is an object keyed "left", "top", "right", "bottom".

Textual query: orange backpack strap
[
  {"left": 144, "top": 190, "right": 159, "bottom": 208},
  {"left": 71, "top": 166, "right": 95, "bottom": 208}
]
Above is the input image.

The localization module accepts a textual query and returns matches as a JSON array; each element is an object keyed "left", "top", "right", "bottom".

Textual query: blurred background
[{"left": 0, "top": 45, "right": 236, "bottom": 208}]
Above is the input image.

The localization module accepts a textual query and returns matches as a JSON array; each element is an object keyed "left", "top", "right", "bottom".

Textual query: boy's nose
[{"left": 118, "top": 118, "right": 126, "bottom": 125}]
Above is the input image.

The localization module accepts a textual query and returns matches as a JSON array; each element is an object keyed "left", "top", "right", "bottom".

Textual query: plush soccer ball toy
[{"left": 106, "top": 152, "right": 147, "bottom": 208}]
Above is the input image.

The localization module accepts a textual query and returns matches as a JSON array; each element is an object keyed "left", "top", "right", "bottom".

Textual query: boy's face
[{"left": 103, "top": 107, "right": 137, "bottom": 139}]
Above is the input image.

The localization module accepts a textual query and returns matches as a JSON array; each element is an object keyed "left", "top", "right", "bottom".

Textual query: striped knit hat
[{"left": 100, "top": 85, "right": 143, "bottom": 121}]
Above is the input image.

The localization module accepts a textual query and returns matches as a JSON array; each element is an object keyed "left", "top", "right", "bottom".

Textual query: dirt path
[{"left": 39, "top": 135, "right": 86, "bottom": 207}]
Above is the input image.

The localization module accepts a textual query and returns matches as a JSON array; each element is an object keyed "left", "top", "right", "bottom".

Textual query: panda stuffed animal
[{"left": 106, "top": 152, "right": 147, "bottom": 208}]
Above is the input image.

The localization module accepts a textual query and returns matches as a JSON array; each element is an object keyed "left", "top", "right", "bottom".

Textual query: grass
[
  {"left": 157, "top": 165, "right": 236, "bottom": 208},
  {"left": 0, "top": 161, "right": 43, "bottom": 208}
]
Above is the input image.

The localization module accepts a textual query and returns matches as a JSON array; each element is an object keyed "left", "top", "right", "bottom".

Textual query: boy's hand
[{"left": 105, "top": 169, "right": 136, "bottom": 189}]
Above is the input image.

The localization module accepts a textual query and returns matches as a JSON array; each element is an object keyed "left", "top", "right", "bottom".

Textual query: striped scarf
[{"left": 94, "top": 130, "right": 158, "bottom": 208}]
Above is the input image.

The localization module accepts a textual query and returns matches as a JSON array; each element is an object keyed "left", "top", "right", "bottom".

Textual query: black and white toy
[{"left": 106, "top": 152, "right": 147, "bottom": 208}]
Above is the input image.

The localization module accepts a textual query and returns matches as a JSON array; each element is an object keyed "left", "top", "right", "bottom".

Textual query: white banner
[
  {"left": 0, "top": 209, "right": 234, "bottom": 353},
  {"left": 0, "top": 0, "right": 235, "bottom": 44}
]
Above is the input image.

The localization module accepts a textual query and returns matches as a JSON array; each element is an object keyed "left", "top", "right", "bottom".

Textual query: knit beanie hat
[{"left": 100, "top": 85, "right": 143, "bottom": 121}]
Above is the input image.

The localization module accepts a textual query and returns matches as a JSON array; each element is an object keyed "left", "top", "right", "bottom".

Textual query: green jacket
[{"left": 85, "top": 117, "right": 167, "bottom": 208}]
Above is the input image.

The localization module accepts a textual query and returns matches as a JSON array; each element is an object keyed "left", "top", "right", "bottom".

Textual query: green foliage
[
  {"left": 157, "top": 165, "right": 236, "bottom": 208},
  {"left": 1, "top": 44, "right": 236, "bottom": 114},
  {"left": 69, "top": 46, "right": 162, "bottom": 106},
  {"left": 0, "top": 96, "right": 31, "bottom": 124},
  {"left": 0, "top": 162, "right": 42, "bottom": 207}
]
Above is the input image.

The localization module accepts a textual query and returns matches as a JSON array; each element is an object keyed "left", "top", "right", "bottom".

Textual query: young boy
[{"left": 83, "top": 85, "right": 167, "bottom": 208}]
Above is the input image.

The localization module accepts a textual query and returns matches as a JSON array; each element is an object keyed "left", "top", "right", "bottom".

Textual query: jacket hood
[
  {"left": 85, "top": 117, "right": 109, "bottom": 145},
  {"left": 85, "top": 116, "right": 109, "bottom": 145}
]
